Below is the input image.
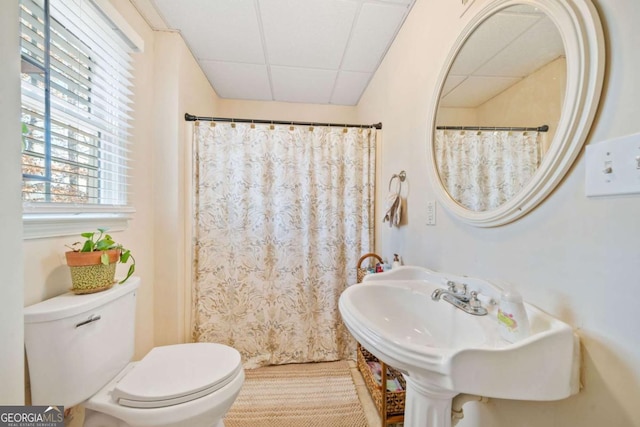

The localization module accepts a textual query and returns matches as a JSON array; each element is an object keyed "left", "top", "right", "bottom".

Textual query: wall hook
[{"left": 388, "top": 170, "right": 407, "bottom": 192}]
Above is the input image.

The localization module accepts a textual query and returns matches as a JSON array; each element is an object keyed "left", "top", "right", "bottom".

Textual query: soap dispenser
[
  {"left": 497, "top": 286, "right": 530, "bottom": 343},
  {"left": 392, "top": 254, "right": 401, "bottom": 269}
]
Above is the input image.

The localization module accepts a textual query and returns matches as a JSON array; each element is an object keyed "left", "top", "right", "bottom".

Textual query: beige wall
[
  {"left": 0, "top": 0, "right": 25, "bottom": 404},
  {"left": 217, "top": 99, "right": 357, "bottom": 123},
  {"left": 477, "top": 57, "right": 566, "bottom": 151},
  {"left": 436, "top": 107, "right": 478, "bottom": 127},
  {"left": 151, "top": 30, "right": 222, "bottom": 346},
  {"left": 358, "top": 0, "right": 640, "bottom": 425}
]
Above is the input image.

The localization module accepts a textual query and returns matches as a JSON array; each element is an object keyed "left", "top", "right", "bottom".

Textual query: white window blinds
[{"left": 20, "top": 0, "right": 135, "bottom": 209}]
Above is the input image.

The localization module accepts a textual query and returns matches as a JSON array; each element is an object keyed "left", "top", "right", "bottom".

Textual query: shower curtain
[
  {"left": 435, "top": 129, "right": 542, "bottom": 211},
  {"left": 192, "top": 122, "right": 376, "bottom": 368}
]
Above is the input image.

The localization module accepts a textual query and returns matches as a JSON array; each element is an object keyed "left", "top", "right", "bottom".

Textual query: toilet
[{"left": 24, "top": 277, "right": 244, "bottom": 427}]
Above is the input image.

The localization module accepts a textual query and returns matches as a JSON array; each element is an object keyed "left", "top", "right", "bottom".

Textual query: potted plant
[{"left": 65, "top": 228, "right": 135, "bottom": 294}]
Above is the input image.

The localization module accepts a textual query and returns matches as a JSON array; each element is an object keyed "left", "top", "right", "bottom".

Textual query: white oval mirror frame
[{"left": 426, "top": 0, "right": 605, "bottom": 227}]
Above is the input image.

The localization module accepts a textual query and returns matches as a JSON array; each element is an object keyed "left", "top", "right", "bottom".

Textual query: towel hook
[{"left": 388, "top": 170, "right": 406, "bottom": 192}]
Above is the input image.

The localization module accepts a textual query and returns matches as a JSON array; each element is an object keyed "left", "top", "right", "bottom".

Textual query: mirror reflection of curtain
[
  {"left": 435, "top": 129, "right": 543, "bottom": 211},
  {"left": 192, "top": 122, "right": 376, "bottom": 368}
]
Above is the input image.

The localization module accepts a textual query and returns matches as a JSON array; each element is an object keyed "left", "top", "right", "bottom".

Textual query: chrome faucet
[
  {"left": 431, "top": 281, "right": 470, "bottom": 302},
  {"left": 431, "top": 281, "right": 488, "bottom": 316}
]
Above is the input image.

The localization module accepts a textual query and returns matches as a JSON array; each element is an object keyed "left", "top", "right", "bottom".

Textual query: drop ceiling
[
  {"left": 439, "top": 5, "right": 565, "bottom": 108},
  {"left": 131, "top": 0, "right": 416, "bottom": 105}
]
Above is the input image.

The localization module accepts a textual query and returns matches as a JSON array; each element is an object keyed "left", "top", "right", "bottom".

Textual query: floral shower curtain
[
  {"left": 434, "top": 129, "right": 543, "bottom": 211},
  {"left": 192, "top": 122, "right": 376, "bottom": 368}
]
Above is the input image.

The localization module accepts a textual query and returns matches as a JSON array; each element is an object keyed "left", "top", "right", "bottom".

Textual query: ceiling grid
[{"left": 132, "top": 0, "right": 416, "bottom": 105}]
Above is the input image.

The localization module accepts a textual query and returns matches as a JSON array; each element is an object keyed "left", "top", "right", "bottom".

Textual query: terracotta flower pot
[{"left": 65, "top": 249, "right": 121, "bottom": 294}]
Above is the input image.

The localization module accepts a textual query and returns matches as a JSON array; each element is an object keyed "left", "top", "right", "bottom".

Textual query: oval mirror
[{"left": 426, "top": 0, "right": 605, "bottom": 227}]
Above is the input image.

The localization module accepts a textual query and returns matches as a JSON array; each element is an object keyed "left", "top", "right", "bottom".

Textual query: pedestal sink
[{"left": 339, "top": 266, "right": 580, "bottom": 427}]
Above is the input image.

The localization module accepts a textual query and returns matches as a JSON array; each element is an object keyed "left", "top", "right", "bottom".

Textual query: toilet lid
[{"left": 113, "top": 343, "right": 242, "bottom": 408}]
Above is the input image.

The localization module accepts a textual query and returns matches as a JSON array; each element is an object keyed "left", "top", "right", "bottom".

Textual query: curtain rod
[
  {"left": 184, "top": 113, "right": 382, "bottom": 130},
  {"left": 436, "top": 124, "right": 549, "bottom": 132}
]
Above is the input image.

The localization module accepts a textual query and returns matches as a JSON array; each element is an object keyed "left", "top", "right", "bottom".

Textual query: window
[{"left": 19, "top": 0, "right": 142, "bottom": 238}]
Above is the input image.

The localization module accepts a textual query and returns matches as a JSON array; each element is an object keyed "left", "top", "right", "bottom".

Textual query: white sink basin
[
  {"left": 347, "top": 281, "right": 486, "bottom": 351},
  {"left": 339, "top": 267, "right": 580, "bottom": 427}
]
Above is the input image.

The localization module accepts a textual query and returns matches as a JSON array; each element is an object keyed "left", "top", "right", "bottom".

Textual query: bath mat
[{"left": 224, "top": 360, "right": 368, "bottom": 427}]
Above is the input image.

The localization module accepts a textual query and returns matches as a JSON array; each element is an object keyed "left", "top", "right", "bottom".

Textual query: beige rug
[{"left": 224, "top": 360, "right": 368, "bottom": 427}]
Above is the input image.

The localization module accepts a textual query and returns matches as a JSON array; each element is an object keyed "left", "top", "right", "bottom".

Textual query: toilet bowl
[
  {"left": 84, "top": 343, "right": 244, "bottom": 427},
  {"left": 23, "top": 278, "right": 244, "bottom": 427}
]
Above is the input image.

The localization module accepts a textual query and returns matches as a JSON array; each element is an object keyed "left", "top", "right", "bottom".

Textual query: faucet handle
[
  {"left": 447, "top": 281, "right": 467, "bottom": 295},
  {"left": 469, "top": 291, "right": 482, "bottom": 309},
  {"left": 474, "top": 291, "right": 497, "bottom": 306},
  {"left": 468, "top": 291, "right": 488, "bottom": 315}
]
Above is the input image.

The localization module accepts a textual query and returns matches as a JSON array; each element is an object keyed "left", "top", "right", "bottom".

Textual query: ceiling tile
[
  {"left": 475, "top": 16, "right": 564, "bottom": 77},
  {"left": 440, "top": 75, "right": 467, "bottom": 98},
  {"left": 260, "top": 0, "right": 359, "bottom": 69},
  {"left": 449, "top": 13, "right": 539, "bottom": 75},
  {"left": 341, "top": 3, "right": 407, "bottom": 72},
  {"left": 200, "top": 61, "right": 273, "bottom": 100},
  {"left": 144, "top": 0, "right": 418, "bottom": 105},
  {"left": 151, "top": 0, "right": 265, "bottom": 64},
  {"left": 331, "top": 71, "right": 372, "bottom": 105},
  {"left": 440, "top": 76, "right": 522, "bottom": 108},
  {"left": 270, "top": 66, "right": 337, "bottom": 104}
]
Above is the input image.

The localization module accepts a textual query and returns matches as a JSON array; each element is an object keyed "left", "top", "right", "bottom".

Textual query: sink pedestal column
[{"left": 404, "top": 376, "right": 457, "bottom": 427}]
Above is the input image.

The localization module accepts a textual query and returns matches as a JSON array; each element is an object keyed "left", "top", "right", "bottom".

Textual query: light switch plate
[
  {"left": 585, "top": 133, "right": 640, "bottom": 197},
  {"left": 426, "top": 200, "right": 436, "bottom": 225}
]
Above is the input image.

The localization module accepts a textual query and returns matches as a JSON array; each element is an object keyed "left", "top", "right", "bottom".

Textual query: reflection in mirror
[{"left": 434, "top": 5, "right": 565, "bottom": 212}]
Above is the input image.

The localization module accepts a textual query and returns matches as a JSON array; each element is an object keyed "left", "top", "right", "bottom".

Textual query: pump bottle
[{"left": 497, "top": 286, "right": 530, "bottom": 343}]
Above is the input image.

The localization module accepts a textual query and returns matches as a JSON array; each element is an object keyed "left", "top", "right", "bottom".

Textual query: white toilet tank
[{"left": 24, "top": 278, "right": 140, "bottom": 408}]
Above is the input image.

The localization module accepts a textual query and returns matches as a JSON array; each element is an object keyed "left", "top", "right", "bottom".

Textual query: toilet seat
[{"left": 113, "top": 343, "right": 242, "bottom": 409}]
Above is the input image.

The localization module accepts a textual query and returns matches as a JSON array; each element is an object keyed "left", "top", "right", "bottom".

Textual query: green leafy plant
[
  {"left": 67, "top": 228, "right": 136, "bottom": 283},
  {"left": 22, "top": 122, "right": 29, "bottom": 150}
]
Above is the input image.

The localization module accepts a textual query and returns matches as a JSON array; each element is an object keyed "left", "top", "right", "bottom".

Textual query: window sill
[{"left": 23, "top": 205, "right": 136, "bottom": 240}]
